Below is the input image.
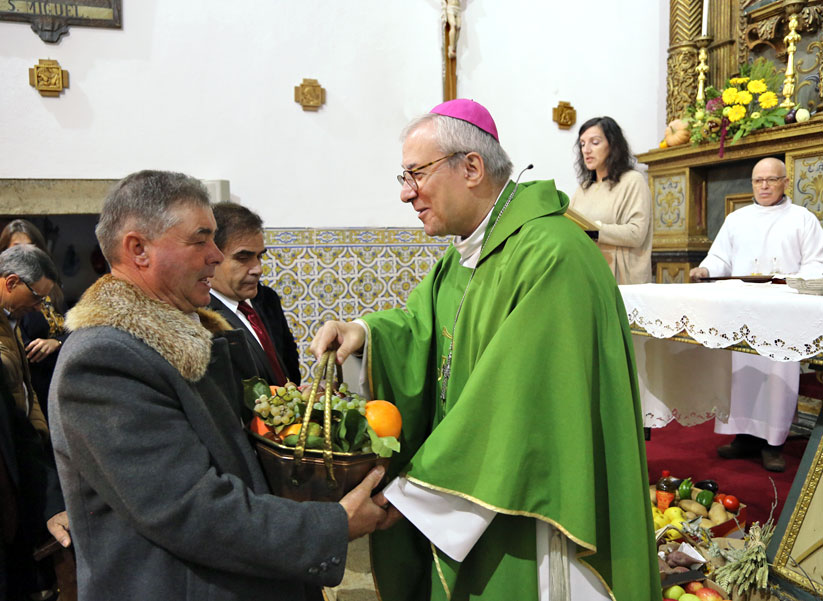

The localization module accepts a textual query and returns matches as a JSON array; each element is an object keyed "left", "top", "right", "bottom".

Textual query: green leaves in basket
[
  {"left": 337, "top": 409, "right": 370, "bottom": 452},
  {"left": 243, "top": 377, "right": 271, "bottom": 412},
  {"left": 368, "top": 428, "right": 401, "bottom": 458}
]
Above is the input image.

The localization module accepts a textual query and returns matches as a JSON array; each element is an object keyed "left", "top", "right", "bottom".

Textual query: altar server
[
  {"left": 690, "top": 157, "right": 823, "bottom": 471},
  {"left": 311, "top": 100, "right": 658, "bottom": 601}
]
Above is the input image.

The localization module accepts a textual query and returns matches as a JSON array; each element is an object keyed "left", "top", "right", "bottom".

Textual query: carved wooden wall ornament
[
  {"left": 551, "top": 101, "right": 576, "bottom": 130},
  {"left": 29, "top": 58, "right": 68, "bottom": 97},
  {"left": 294, "top": 78, "right": 326, "bottom": 111}
]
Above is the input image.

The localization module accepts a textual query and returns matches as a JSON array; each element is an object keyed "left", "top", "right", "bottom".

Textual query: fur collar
[{"left": 66, "top": 275, "right": 233, "bottom": 382}]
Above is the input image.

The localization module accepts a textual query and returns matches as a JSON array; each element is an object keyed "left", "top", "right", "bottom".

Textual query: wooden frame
[
  {"left": 768, "top": 410, "right": 823, "bottom": 600},
  {"left": 0, "top": 1, "right": 122, "bottom": 43},
  {"left": 724, "top": 192, "right": 753, "bottom": 216}
]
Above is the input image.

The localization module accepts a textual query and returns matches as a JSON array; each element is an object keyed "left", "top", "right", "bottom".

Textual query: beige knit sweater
[{"left": 570, "top": 169, "right": 653, "bottom": 285}]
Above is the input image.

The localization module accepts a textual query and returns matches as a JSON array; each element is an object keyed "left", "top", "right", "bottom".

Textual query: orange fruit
[
  {"left": 250, "top": 416, "right": 273, "bottom": 436},
  {"left": 279, "top": 423, "right": 302, "bottom": 439},
  {"left": 270, "top": 385, "right": 279, "bottom": 396},
  {"left": 365, "top": 400, "right": 402, "bottom": 438}
]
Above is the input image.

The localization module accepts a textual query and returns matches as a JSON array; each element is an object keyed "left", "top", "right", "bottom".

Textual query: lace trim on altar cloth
[
  {"left": 643, "top": 407, "right": 730, "bottom": 428},
  {"left": 626, "top": 308, "right": 823, "bottom": 362}
]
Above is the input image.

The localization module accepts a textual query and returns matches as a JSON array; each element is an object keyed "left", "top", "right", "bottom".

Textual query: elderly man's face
[
  {"left": 143, "top": 203, "right": 223, "bottom": 313},
  {"left": 400, "top": 121, "right": 478, "bottom": 238},
  {"left": 210, "top": 230, "right": 266, "bottom": 302},
  {"left": 4, "top": 275, "right": 53, "bottom": 318},
  {"left": 752, "top": 160, "right": 787, "bottom": 206}
]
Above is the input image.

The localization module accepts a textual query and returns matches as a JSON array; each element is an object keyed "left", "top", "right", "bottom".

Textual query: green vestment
[{"left": 363, "top": 180, "right": 659, "bottom": 601}]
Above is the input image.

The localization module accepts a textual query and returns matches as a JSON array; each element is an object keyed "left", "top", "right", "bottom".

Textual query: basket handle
[{"left": 291, "top": 350, "right": 337, "bottom": 488}]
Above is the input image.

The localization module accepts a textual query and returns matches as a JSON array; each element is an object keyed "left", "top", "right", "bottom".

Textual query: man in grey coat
[{"left": 49, "top": 170, "right": 389, "bottom": 601}]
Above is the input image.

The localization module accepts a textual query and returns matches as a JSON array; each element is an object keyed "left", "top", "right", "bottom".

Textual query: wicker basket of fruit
[{"left": 246, "top": 351, "right": 400, "bottom": 502}]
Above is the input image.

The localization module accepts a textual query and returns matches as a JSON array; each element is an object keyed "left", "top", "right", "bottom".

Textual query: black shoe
[
  {"left": 761, "top": 445, "right": 786, "bottom": 472},
  {"left": 717, "top": 435, "right": 762, "bottom": 459}
]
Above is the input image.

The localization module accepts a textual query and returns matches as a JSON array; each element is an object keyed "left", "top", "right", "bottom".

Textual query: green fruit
[
  {"left": 663, "top": 585, "right": 686, "bottom": 600},
  {"left": 678, "top": 595, "right": 700, "bottom": 601}
]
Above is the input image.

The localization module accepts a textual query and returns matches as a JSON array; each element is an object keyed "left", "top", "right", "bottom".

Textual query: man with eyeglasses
[
  {"left": 0, "top": 243, "right": 71, "bottom": 600},
  {"left": 0, "top": 244, "right": 58, "bottom": 438},
  {"left": 311, "top": 100, "right": 658, "bottom": 601},
  {"left": 690, "top": 157, "right": 823, "bottom": 471}
]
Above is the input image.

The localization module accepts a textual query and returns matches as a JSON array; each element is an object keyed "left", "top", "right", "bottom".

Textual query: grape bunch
[{"left": 253, "top": 381, "right": 368, "bottom": 430}]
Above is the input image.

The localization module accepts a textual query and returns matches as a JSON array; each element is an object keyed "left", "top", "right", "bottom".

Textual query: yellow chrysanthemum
[
  {"left": 728, "top": 104, "right": 747, "bottom": 123},
  {"left": 736, "top": 90, "right": 753, "bottom": 105},
  {"left": 747, "top": 79, "right": 768, "bottom": 94},
  {"left": 751, "top": 112, "right": 761, "bottom": 119},
  {"left": 722, "top": 87, "right": 739, "bottom": 104},
  {"left": 759, "top": 91, "right": 778, "bottom": 109}
]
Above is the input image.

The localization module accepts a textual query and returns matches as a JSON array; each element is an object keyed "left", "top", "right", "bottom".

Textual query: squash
[{"left": 664, "top": 119, "right": 690, "bottom": 147}]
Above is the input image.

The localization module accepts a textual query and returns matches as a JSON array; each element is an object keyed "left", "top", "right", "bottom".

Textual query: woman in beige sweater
[{"left": 569, "top": 116, "right": 652, "bottom": 284}]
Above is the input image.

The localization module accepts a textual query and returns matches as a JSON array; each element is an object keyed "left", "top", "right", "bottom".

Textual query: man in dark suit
[{"left": 209, "top": 202, "right": 301, "bottom": 385}]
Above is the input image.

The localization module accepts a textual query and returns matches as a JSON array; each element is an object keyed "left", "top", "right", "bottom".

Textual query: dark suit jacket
[
  {"left": 209, "top": 285, "right": 301, "bottom": 385},
  {"left": 0, "top": 362, "right": 64, "bottom": 596}
]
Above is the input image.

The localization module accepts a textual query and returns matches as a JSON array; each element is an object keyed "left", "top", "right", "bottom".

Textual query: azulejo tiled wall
[{"left": 261, "top": 227, "right": 450, "bottom": 381}]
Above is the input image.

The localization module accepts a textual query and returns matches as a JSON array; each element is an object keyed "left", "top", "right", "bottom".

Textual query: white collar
[
  {"left": 752, "top": 195, "right": 790, "bottom": 210},
  {"left": 210, "top": 289, "right": 244, "bottom": 313},
  {"left": 452, "top": 184, "right": 508, "bottom": 268}
]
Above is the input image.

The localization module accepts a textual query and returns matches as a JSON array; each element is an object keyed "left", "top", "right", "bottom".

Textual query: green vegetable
[
  {"left": 696, "top": 489, "right": 714, "bottom": 510},
  {"left": 678, "top": 477, "right": 692, "bottom": 501}
]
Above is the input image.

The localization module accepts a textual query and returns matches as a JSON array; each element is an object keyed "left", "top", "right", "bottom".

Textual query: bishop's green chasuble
[{"left": 363, "top": 179, "right": 659, "bottom": 601}]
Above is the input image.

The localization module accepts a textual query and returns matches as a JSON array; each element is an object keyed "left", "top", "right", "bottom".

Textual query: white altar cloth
[{"left": 619, "top": 281, "right": 823, "bottom": 427}]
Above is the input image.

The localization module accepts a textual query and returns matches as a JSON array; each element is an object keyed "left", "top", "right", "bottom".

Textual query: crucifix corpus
[{"left": 441, "top": 0, "right": 461, "bottom": 101}]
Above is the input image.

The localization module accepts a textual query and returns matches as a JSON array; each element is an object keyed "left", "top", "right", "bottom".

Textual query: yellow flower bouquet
[{"left": 688, "top": 58, "right": 789, "bottom": 155}]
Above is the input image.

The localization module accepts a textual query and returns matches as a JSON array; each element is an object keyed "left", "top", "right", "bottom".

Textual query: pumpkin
[{"left": 664, "top": 119, "right": 690, "bottom": 147}]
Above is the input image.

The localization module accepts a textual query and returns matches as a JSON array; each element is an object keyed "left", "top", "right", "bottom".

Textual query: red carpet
[{"left": 645, "top": 419, "right": 809, "bottom": 527}]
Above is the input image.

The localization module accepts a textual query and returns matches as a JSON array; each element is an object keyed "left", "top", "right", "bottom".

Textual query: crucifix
[{"left": 441, "top": 0, "right": 461, "bottom": 101}]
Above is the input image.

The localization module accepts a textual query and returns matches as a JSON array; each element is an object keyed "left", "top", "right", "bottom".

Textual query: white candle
[{"left": 701, "top": 0, "right": 709, "bottom": 36}]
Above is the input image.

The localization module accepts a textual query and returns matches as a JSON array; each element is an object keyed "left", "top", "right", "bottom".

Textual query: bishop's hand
[{"left": 310, "top": 320, "right": 366, "bottom": 365}]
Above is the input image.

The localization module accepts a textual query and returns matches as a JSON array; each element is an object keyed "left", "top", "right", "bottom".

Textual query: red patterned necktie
[{"left": 237, "top": 301, "right": 287, "bottom": 385}]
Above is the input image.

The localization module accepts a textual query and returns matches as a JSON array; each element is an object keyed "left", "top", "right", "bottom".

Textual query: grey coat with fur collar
[{"left": 49, "top": 275, "right": 348, "bottom": 601}]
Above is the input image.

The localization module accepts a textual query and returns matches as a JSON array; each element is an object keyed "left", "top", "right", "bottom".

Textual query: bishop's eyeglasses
[
  {"left": 396, "top": 153, "right": 460, "bottom": 192},
  {"left": 751, "top": 176, "right": 786, "bottom": 187}
]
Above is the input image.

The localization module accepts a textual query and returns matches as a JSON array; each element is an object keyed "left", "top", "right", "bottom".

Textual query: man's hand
[
  {"left": 339, "top": 466, "right": 387, "bottom": 540},
  {"left": 689, "top": 267, "right": 709, "bottom": 281},
  {"left": 46, "top": 511, "right": 71, "bottom": 547},
  {"left": 310, "top": 320, "right": 366, "bottom": 365},
  {"left": 371, "top": 489, "right": 403, "bottom": 530},
  {"left": 26, "top": 338, "right": 61, "bottom": 363}
]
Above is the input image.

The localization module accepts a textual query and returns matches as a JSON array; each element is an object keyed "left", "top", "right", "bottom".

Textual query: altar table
[{"left": 619, "top": 281, "right": 823, "bottom": 428}]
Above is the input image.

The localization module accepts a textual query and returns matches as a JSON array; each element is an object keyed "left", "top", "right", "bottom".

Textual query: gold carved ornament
[
  {"left": 29, "top": 59, "right": 68, "bottom": 97},
  {"left": 294, "top": 78, "right": 326, "bottom": 111},
  {"left": 551, "top": 101, "right": 576, "bottom": 130}
]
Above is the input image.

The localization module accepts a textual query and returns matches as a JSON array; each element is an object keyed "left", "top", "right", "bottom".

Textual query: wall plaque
[
  {"left": 0, "top": 1, "right": 122, "bottom": 43},
  {"left": 29, "top": 58, "right": 68, "bottom": 96}
]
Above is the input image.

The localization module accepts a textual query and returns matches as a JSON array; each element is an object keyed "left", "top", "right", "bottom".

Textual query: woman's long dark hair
[
  {"left": 574, "top": 116, "right": 635, "bottom": 190},
  {"left": 0, "top": 218, "right": 48, "bottom": 252}
]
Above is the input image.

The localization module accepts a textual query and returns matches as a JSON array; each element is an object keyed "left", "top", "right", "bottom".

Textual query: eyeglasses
[
  {"left": 751, "top": 176, "right": 786, "bottom": 187},
  {"left": 21, "top": 279, "right": 46, "bottom": 304},
  {"left": 396, "top": 153, "right": 460, "bottom": 192}
]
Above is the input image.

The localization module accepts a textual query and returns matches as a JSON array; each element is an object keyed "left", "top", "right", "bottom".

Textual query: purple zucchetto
[{"left": 429, "top": 99, "right": 499, "bottom": 142}]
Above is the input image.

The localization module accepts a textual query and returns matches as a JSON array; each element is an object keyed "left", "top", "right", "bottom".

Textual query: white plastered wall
[{"left": 0, "top": 0, "right": 669, "bottom": 227}]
